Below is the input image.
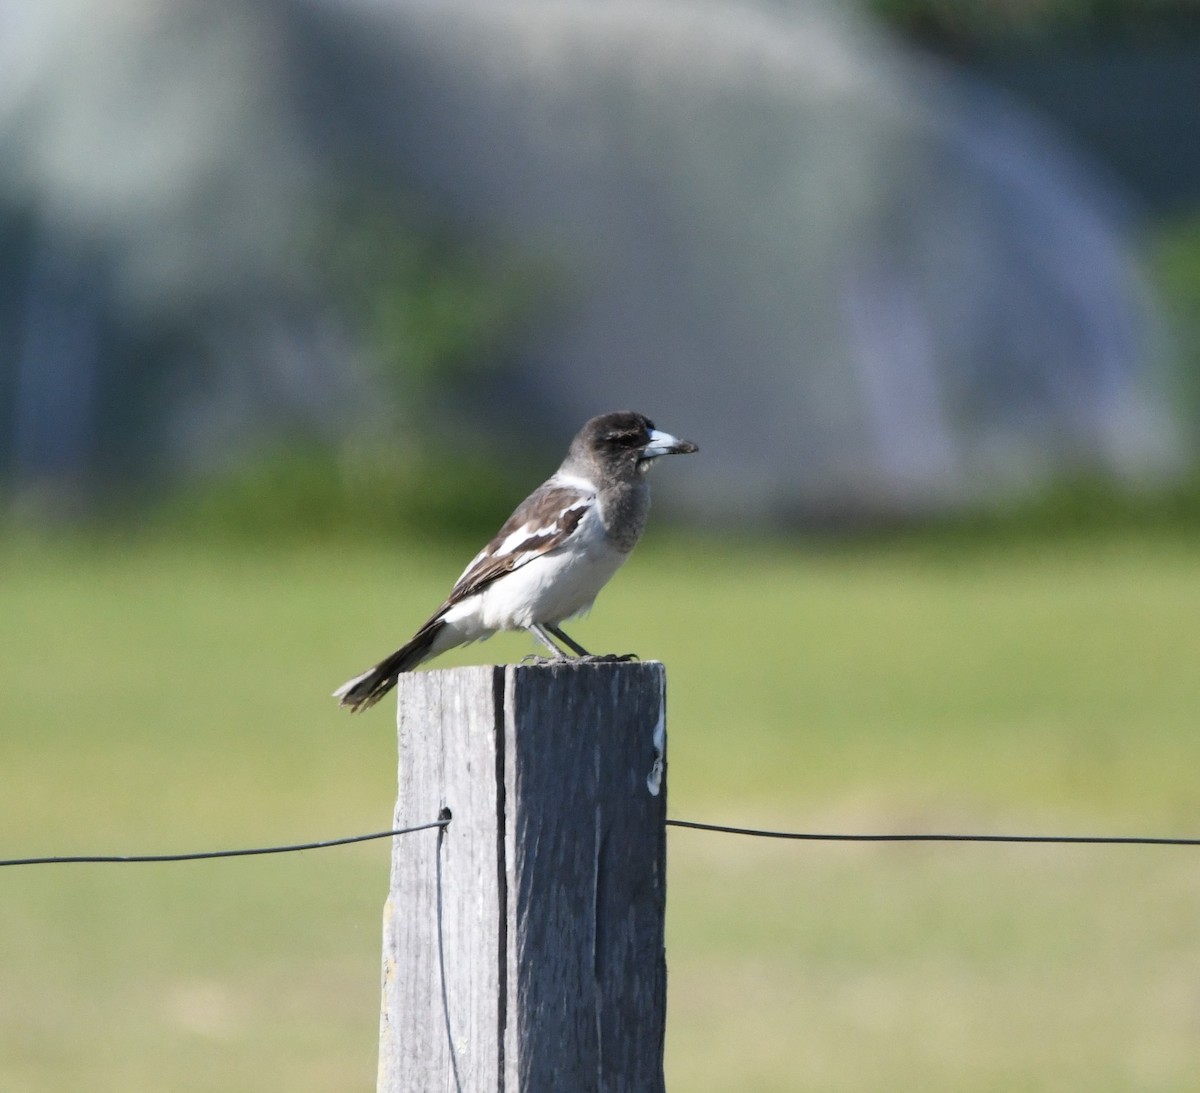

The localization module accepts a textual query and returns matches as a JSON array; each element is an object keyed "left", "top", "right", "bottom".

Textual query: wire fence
[
  {"left": 0, "top": 818, "right": 450, "bottom": 868},
  {"left": 663, "top": 818, "right": 1200, "bottom": 846},
  {"left": 4, "top": 813, "right": 1200, "bottom": 868}
]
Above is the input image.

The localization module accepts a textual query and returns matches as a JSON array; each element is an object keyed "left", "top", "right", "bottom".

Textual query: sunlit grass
[{"left": 2, "top": 530, "right": 1199, "bottom": 1090}]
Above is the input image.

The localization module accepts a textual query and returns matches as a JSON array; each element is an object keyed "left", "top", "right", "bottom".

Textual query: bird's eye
[{"left": 609, "top": 430, "right": 644, "bottom": 449}]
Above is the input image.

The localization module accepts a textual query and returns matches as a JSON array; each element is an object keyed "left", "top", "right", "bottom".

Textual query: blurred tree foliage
[
  {"left": 1152, "top": 214, "right": 1200, "bottom": 438},
  {"left": 868, "top": 0, "right": 1200, "bottom": 53},
  {"left": 72, "top": 12, "right": 1200, "bottom": 542},
  {"left": 155, "top": 190, "right": 552, "bottom": 542},
  {"left": 154, "top": 440, "right": 529, "bottom": 544},
  {"left": 317, "top": 190, "right": 545, "bottom": 402},
  {"left": 151, "top": 206, "right": 1200, "bottom": 544}
]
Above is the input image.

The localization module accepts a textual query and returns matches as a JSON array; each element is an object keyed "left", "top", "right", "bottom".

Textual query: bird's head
[{"left": 573, "top": 411, "right": 699, "bottom": 479}]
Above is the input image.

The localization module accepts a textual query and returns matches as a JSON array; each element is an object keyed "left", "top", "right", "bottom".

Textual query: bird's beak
[{"left": 641, "top": 428, "right": 699, "bottom": 459}]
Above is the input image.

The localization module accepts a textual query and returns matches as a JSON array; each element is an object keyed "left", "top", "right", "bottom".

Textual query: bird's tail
[{"left": 333, "top": 619, "right": 446, "bottom": 713}]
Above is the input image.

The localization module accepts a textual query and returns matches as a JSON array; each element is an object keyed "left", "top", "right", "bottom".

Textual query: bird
[{"left": 333, "top": 410, "right": 698, "bottom": 712}]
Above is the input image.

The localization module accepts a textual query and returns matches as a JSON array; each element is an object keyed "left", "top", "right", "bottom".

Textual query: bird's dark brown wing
[{"left": 444, "top": 483, "right": 594, "bottom": 605}]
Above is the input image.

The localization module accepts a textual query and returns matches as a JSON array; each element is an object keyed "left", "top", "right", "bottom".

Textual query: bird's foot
[{"left": 520, "top": 652, "right": 639, "bottom": 667}]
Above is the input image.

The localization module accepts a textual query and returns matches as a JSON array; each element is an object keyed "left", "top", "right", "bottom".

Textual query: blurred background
[{"left": 2, "top": 0, "right": 1200, "bottom": 1089}]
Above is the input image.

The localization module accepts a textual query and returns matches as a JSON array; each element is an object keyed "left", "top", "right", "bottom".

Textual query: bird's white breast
[
  {"left": 477, "top": 503, "right": 627, "bottom": 629},
  {"left": 439, "top": 502, "right": 627, "bottom": 642}
]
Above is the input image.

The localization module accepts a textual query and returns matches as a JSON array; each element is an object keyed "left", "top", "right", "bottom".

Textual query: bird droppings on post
[{"left": 647, "top": 705, "right": 666, "bottom": 797}]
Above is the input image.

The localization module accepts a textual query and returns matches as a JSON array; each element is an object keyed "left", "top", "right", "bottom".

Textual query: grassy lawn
[{"left": 2, "top": 530, "right": 1199, "bottom": 1090}]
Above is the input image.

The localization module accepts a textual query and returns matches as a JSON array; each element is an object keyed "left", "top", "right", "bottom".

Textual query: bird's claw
[
  {"left": 520, "top": 652, "right": 639, "bottom": 666},
  {"left": 520, "top": 654, "right": 562, "bottom": 665}
]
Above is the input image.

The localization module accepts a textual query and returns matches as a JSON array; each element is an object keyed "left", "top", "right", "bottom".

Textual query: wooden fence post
[{"left": 378, "top": 661, "right": 668, "bottom": 1093}]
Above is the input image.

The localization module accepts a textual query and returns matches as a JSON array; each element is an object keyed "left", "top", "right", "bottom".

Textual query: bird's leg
[
  {"left": 527, "top": 623, "right": 574, "bottom": 659},
  {"left": 525, "top": 623, "right": 639, "bottom": 664},
  {"left": 545, "top": 624, "right": 592, "bottom": 657},
  {"left": 547, "top": 624, "right": 639, "bottom": 663}
]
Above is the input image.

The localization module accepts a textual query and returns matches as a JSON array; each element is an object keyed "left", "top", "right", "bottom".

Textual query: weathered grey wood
[
  {"left": 378, "top": 661, "right": 668, "bottom": 1093},
  {"left": 378, "top": 666, "right": 504, "bottom": 1093}
]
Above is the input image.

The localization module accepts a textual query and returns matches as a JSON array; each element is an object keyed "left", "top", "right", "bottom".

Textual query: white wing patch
[
  {"left": 435, "top": 481, "right": 626, "bottom": 636},
  {"left": 495, "top": 500, "right": 592, "bottom": 559},
  {"left": 451, "top": 492, "right": 596, "bottom": 592},
  {"left": 496, "top": 521, "right": 558, "bottom": 558}
]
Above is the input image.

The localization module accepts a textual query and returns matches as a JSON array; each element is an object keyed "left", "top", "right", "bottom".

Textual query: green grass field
[{"left": 2, "top": 530, "right": 1199, "bottom": 1090}]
